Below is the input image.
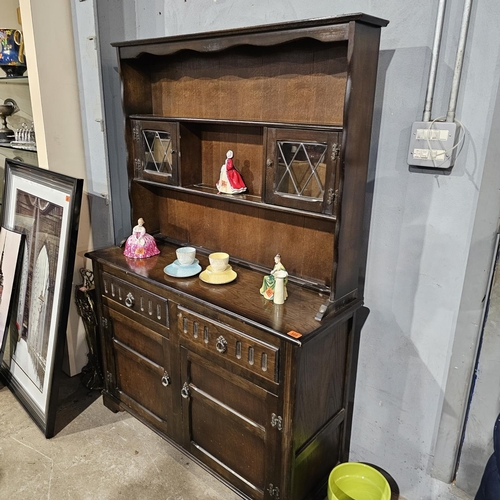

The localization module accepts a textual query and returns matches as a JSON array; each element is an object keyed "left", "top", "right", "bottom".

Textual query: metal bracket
[
  {"left": 327, "top": 188, "right": 337, "bottom": 206},
  {"left": 134, "top": 158, "right": 142, "bottom": 175},
  {"left": 331, "top": 143, "right": 340, "bottom": 161},
  {"left": 267, "top": 484, "right": 280, "bottom": 498},
  {"left": 161, "top": 371, "right": 170, "bottom": 387},
  {"left": 181, "top": 382, "right": 191, "bottom": 399},
  {"left": 271, "top": 413, "right": 283, "bottom": 431},
  {"left": 132, "top": 124, "right": 141, "bottom": 142},
  {"left": 315, "top": 289, "right": 358, "bottom": 321}
]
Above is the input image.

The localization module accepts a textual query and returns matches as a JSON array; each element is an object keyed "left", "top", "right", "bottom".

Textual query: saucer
[
  {"left": 173, "top": 258, "right": 199, "bottom": 267},
  {"left": 164, "top": 259, "right": 202, "bottom": 278},
  {"left": 199, "top": 266, "right": 237, "bottom": 285},
  {"left": 206, "top": 264, "right": 232, "bottom": 273}
]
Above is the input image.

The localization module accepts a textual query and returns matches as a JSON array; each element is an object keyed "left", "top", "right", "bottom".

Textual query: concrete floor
[
  {"left": 0, "top": 378, "right": 240, "bottom": 500},
  {"left": 0, "top": 375, "right": 475, "bottom": 500}
]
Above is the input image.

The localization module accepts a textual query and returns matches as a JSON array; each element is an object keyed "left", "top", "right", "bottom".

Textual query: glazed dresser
[{"left": 87, "top": 13, "right": 388, "bottom": 500}]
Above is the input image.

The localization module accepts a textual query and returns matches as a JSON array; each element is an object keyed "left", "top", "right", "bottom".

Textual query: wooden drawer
[
  {"left": 177, "top": 306, "right": 279, "bottom": 384},
  {"left": 102, "top": 271, "right": 169, "bottom": 329}
]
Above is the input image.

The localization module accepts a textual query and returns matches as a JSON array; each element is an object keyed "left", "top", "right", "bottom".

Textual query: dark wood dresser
[{"left": 87, "top": 13, "right": 388, "bottom": 500}]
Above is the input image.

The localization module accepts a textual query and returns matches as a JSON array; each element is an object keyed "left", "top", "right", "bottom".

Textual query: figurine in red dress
[{"left": 216, "top": 150, "right": 247, "bottom": 194}]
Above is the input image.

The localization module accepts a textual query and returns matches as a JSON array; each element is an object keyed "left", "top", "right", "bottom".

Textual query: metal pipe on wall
[
  {"left": 447, "top": 0, "right": 473, "bottom": 123},
  {"left": 423, "top": 0, "right": 447, "bottom": 122}
]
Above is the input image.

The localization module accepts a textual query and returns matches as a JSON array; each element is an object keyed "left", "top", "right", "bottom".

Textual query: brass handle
[
  {"left": 266, "top": 159, "right": 274, "bottom": 168},
  {"left": 216, "top": 336, "right": 228, "bottom": 354},
  {"left": 181, "top": 382, "right": 190, "bottom": 399},
  {"left": 161, "top": 372, "right": 170, "bottom": 387},
  {"left": 125, "top": 292, "right": 135, "bottom": 308}
]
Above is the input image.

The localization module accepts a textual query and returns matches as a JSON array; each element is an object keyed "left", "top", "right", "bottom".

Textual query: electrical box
[{"left": 407, "top": 121, "right": 460, "bottom": 169}]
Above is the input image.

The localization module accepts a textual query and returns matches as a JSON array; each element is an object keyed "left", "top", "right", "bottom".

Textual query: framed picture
[
  {"left": 0, "top": 228, "right": 25, "bottom": 362},
  {"left": 0, "top": 159, "right": 83, "bottom": 437}
]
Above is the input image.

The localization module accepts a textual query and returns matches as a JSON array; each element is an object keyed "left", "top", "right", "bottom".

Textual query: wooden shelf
[
  {"left": 0, "top": 76, "right": 28, "bottom": 84},
  {"left": 0, "top": 143, "right": 37, "bottom": 153},
  {"left": 136, "top": 179, "right": 337, "bottom": 223},
  {"left": 129, "top": 114, "right": 343, "bottom": 132}
]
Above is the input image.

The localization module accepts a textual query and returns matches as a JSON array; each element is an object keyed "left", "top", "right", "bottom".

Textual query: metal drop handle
[
  {"left": 216, "top": 336, "right": 228, "bottom": 354},
  {"left": 266, "top": 159, "right": 274, "bottom": 168},
  {"left": 181, "top": 382, "right": 190, "bottom": 399},
  {"left": 125, "top": 292, "right": 135, "bottom": 308},
  {"left": 161, "top": 372, "right": 170, "bottom": 387}
]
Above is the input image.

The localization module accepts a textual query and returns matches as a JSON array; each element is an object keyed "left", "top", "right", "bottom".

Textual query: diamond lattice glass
[
  {"left": 275, "top": 141, "right": 327, "bottom": 200},
  {"left": 143, "top": 130, "right": 173, "bottom": 176}
]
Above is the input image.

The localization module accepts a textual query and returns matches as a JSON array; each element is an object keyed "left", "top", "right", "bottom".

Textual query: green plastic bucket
[{"left": 328, "top": 462, "right": 391, "bottom": 500}]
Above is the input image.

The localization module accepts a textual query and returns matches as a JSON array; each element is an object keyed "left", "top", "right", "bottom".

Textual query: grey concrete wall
[
  {"left": 95, "top": 1, "right": 500, "bottom": 497},
  {"left": 453, "top": 72, "right": 500, "bottom": 495}
]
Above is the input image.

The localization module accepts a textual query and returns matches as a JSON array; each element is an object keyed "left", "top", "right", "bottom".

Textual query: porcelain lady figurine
[
  {"left": 123, "top": 218, "right": 160, "bottom": 259},
  {"left": 216, "top": 150, "right": 247, "bottom": 194},
  {"left": 260, "top": 254, "right": 288, "bottom": 301}
]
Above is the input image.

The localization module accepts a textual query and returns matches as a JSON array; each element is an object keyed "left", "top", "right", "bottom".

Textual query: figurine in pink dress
[
  {"left": 216, "top": 150, "right": 247, "bottom": 194},
  {"left": 123, "top": 218, "right": 160, "bottom": 259}
]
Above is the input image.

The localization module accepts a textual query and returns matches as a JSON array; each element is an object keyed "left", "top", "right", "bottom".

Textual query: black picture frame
[{"left": 0, "top": 159, "right": 83, "bottom": 438}]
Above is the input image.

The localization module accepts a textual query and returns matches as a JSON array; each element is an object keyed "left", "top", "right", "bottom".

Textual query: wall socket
[{"left": 407, "top": 121, "right": 460, "bottom": 169}]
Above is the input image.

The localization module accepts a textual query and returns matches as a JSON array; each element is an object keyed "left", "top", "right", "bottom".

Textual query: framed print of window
[{"left": 0, "top": 159, "right": 83, "bottom": 438}]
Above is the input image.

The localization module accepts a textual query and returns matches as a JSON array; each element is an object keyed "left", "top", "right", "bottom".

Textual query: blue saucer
[{"left": 164, "top": 259, "right": 201, "bottom": 278}]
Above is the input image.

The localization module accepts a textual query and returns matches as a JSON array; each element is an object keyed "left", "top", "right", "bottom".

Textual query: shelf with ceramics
[
  {"left": 0, "top": 76, "right": 28, "bottom": 84},
  {"left": 130, "top": 116, "right": 340, "bottom": 222}
]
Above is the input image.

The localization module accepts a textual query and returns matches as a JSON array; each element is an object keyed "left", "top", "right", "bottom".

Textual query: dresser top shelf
[{"left": 113, "top": 13, "right": 389, "bottom": 53}]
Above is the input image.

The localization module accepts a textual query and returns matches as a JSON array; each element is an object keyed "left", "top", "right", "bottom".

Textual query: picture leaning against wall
[
  {"left": 0, "top": 227, "right": 25, "bottom": 363},
  {"left": 0, "top": 159, "right": 83, "bottom": 438}
]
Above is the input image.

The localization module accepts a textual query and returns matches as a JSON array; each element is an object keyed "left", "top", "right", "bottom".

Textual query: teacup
[
  {"left": 176, "top": 246, "right": 196, "bottom": 266},
  {"left": 209, "top": 252, "right": 229, "bottom": 273}
]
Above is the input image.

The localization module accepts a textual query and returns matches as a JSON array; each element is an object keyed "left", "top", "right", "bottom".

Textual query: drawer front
[
  {"left": 177, "top": 306, "right": 279, "bottom": 384},
  {"left": 102, "top": 271, "right": 169, "bottom": 329}
]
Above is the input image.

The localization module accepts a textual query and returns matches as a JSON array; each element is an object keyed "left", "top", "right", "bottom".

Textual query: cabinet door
[
  {"left": 105, "top": 305, "right": 172, "bottom": 436},
  {"left": 265, "top": 128, "right": 341, "bottom": 214},
  {"left": 131, "top": 119, "right": 179, "bottom": 185},
  {"left": 180, "top": 346, "right": 282, "bottom": 500}
]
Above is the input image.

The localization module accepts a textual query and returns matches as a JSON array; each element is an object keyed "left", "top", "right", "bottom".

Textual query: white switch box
[{"left": 407, "top": 121, "right": 460, "bottom": 169}]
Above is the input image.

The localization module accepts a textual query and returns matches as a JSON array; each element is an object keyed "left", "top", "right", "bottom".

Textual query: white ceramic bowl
[
  {"left": 209, "top": 252, "right": 229, "bottom": 272},
  {"left": 176, "top": 246, "right": 196, "bottom": 266}
]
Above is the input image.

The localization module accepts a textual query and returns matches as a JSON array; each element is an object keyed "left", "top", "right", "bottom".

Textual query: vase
[{"left": 0, "top": 29, "right": 27, "bottom": 77}]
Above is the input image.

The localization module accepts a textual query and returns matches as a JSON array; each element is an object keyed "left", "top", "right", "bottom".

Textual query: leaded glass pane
[
  {"left": 275, "top": 141, "right": 327, "bottom": 200},
  {"left": 143, "top": 129, "right": 173, "bottom": 176}
]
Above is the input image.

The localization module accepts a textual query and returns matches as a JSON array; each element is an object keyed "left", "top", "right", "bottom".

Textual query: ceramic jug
[
  {"left": 0, "top": 29, "right": 26, "bottom": 77},
  {"left": 273, "top": 270, "right": 288, "bottom": 305}
]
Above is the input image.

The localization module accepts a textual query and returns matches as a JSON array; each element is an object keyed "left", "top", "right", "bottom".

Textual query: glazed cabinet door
[
  {"left": 265, "top": 128, "right": 341, "bottom": 215},
  {"left": 131, "top": 119, "right": 180, "bottom": 185},
  {"left": 103, "top": 305, "right": 172, "bottom": 436},
  {"left": 179, "top": 346, "right": 283, "bottom": 500}
]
